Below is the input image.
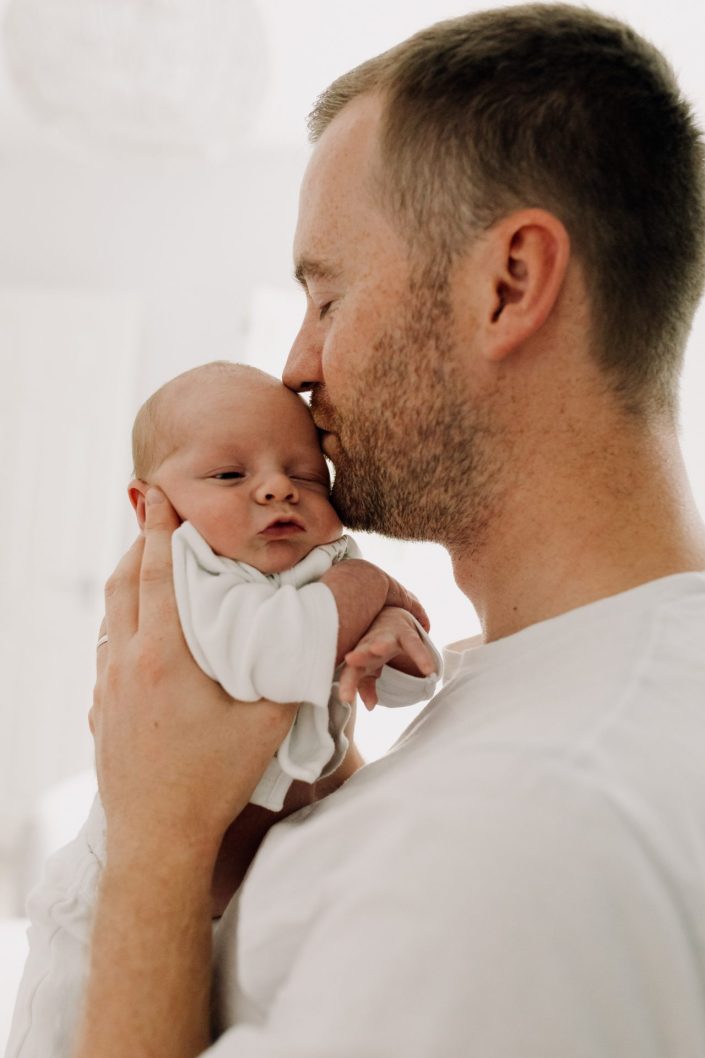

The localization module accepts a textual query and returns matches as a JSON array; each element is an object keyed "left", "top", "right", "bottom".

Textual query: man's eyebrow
[{"left": 293, "top": 257, "right": 341, "bottom": 288}]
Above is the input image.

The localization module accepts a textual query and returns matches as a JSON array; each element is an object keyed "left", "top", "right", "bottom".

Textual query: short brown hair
[{"left": 309, "top": 4, "right": 705, "bottom": 419}]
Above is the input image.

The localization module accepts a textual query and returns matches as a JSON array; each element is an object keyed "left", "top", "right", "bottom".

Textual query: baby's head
[{"left": 129, "top": 361, "right": 343, "bottom": 574}]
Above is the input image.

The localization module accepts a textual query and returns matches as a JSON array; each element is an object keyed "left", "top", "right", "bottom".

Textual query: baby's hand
[{"left": 338, "top": 606, "right": 437, "bottom": 711}]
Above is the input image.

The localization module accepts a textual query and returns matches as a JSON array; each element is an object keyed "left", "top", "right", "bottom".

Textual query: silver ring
[{"left": 96, "top": 634, "right": 109, "bottom": 648}]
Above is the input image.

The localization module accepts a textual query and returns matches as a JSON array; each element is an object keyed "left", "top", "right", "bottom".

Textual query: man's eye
[
  {"left": 318, "top": 302, "right": 333, "bottom": 321},
  {"left": 213, "top": 471, "right": 244, "bottom": 480}
]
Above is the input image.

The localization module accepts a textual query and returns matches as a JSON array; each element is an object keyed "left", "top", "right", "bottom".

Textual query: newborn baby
[{"left": 128, "top": 361, "right": 441, "bottom": 809}]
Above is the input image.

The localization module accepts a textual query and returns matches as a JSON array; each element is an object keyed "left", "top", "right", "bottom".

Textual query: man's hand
[
  {"left": 77, "top": 487, "right": 305, "bottom": 1058},
  {"left": 338, "top": 606, "right": 437, "bottom": 711},
  {"left": 90, "top": 486, "right": 296, "bottom": 864}
]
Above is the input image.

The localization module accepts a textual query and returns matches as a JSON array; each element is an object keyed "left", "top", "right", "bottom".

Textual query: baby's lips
[{"left": 261, "top": 514, "right": 306, "bottom": 532}]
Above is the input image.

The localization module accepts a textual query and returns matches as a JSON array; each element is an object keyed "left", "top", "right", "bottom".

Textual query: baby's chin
[
  {"left": 253, "top": 536, "right": 338, "bottom": 575},
  {"left": 208, "top": 526, "right": 344, "bottom": 574}
]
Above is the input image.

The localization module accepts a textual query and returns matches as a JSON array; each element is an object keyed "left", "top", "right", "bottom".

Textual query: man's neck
[{"left": 450, "top": 422, "right": 705, "bottom": 644}]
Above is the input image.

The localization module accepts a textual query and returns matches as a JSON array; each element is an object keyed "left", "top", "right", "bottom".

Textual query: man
[{"left": 9, "top": 5, "right": 705, "bottom": 1057}]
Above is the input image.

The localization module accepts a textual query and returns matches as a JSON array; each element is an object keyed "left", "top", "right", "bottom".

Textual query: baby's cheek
[
  {"left": 321, "top": 500, "right": 344, "bottom": 541},
  {"left": 302, "top": 486, "right": 343, "bottom": 543},
  {"left": 195, "top": 508, "right": 249, "bottom": 560}
]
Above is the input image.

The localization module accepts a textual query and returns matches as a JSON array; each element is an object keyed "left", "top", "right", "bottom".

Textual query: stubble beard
[{"left": 316, "top": 276, "right": 505, "bottom": 550}]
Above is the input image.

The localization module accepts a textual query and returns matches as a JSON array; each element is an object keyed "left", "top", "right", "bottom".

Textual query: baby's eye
[
  {"left": 212, "top": 471, "right": 244, "bottom": 481},
  {"left": 294, "top": 474, "right": 329, "bottom": 489}
]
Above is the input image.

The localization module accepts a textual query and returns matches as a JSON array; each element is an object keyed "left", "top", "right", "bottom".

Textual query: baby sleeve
[
  {"left": 172, "top": 526, "right": 339, "bottom": 710},
  {"left": 375, "top": 618, "right": 444, "bottom": 708},
  {"left": 172, "top": 524, "right": 346, "bottom": 810},
  {"left": 171, "top": 525, "right": 442, "bottom": 811}
]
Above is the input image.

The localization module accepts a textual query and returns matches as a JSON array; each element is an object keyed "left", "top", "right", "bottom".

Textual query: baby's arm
[
  {"left": 173, "top": 527, "right": 428, "bottom": 708},
  {"left": 339, "top": 606, "right": 439, "bottom": 711},
  {"left": 319, "top": 558, "right": 430, "bottom": 664}
]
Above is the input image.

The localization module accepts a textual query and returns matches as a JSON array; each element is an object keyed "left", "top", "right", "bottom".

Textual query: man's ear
[
  {"left": 475, "top": 209, "right": 570, "bottom": 363},
  {"left": 128, "top": 479, "right": 149, "bottom": 530}
]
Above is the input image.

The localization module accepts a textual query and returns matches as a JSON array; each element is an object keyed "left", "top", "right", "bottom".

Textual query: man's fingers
[
  {"left": 103, "top": 536, "right": 144, "bottom": 647},
  {"left": 385, "top": 577, "right": 431, "bottom": 632},
  {"left": 95, "top": 624, "right": 109, "bottom": 680},
  {"left": 400, "top": 586, "right": 431, "bottom": 633},
  {"left": 408, "top": 597, "right": 431, "bottom": 633},
  {"left": 138, "top": 487, "right": 181, "bottom": 633}
]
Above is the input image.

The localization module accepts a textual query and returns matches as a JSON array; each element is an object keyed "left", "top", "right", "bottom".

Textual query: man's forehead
[
  {"left": 302, "top": 95, "right": 382, "bottom": 194},
  {"left": 317, "top": 91, "right": 384, "bottom": 151},
  {"left": 293, "top": 94, "right": 386, "bottom": 270}
]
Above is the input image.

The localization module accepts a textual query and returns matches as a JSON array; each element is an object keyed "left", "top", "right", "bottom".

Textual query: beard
[{"left": 311, "top": 271, "right": 505, "bottom": 549}]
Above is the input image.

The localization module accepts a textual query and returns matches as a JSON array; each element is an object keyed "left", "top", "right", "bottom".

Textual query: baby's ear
[{"left": 127, "top": 479, "right": 149, "bottom": 530}]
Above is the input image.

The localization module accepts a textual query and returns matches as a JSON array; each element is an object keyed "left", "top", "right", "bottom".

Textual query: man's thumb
[{"left": 144, "top": 487, "right": 180, "bottom": 531}]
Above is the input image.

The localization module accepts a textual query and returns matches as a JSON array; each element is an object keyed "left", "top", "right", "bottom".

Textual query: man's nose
[
  {"left": 283, "top": 318, "right": 322, "bottom": 393},
  {"left": 254, "top": 473, "right": 299, "bottom": 504}
]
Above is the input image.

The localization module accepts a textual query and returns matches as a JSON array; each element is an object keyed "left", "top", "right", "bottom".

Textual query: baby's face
[{"left": 152, "top": 373, "right": 343, "bottom": 574}]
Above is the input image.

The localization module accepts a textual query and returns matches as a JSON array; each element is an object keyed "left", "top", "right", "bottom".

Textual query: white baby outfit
[{"left": 172, "top": 522, "right": 442, "bottom": 810}]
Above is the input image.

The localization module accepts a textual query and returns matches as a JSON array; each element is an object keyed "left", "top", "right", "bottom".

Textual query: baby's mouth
[{"left": 260, "top": 515, "right": 306, "bottom": 537}]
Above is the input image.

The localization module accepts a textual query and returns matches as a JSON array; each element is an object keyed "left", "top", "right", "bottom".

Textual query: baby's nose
[{"left": 256, "top": 473, "right": 298, "bottom": 504}]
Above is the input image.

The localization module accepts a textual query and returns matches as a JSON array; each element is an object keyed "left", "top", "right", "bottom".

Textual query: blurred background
[{"left": 1, "top": 0, "right": 704, "bottom": 1033}]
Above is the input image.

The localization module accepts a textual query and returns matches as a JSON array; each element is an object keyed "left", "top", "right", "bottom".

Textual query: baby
[{"left": 128, "top": 361, "right": 441, "bottom": 810}]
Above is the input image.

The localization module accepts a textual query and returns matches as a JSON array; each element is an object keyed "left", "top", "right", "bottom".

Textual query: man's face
[
  {"left": 153, "top": 374, "right": 343, "bottom": 574},
  {"left": 284, "top": 94, "right": 502, "bottom": 546}
]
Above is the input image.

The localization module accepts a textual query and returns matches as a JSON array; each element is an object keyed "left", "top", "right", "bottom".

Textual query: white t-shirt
[{"left": 8, "top": 571, "right": 705, "bottom": 1058}]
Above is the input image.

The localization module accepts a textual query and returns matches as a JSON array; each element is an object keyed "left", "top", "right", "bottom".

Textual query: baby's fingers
[
  {"left": 398, "top": 629, "right": 437, "bottom": 676},
  {"left": 338, "top": 664, "right": 363, "bottom": 707},
  {"left": 358, "top": 675, "right": 379, "bottom": 712},
  {"left": 344, "top": 635, "right": 396, "bottom": 669},
  {"left": 339, "top": 662, "right": 384, "bottom": 709}
]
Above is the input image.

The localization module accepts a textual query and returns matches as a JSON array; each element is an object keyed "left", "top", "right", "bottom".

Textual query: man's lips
[{"left": 259, "top": 515, "right": 306, "bottom": 538}]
